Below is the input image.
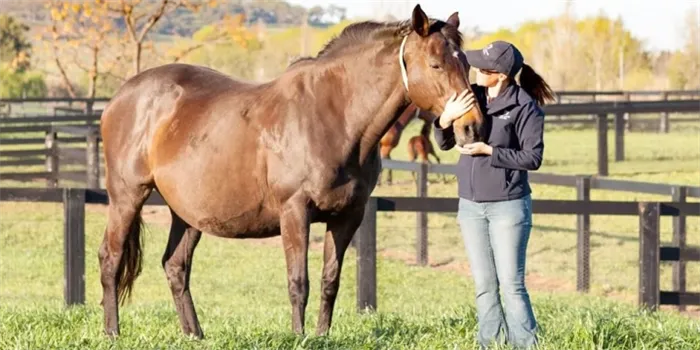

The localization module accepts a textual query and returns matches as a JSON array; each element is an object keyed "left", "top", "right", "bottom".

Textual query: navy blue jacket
[{"left": 433, "top": 83, "right": 545, "bottom": 202}]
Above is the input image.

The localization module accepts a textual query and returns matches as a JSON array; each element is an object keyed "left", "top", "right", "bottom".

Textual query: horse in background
[
  {"left": 378, "top": 103, "right": 436, "bottom": 185},
  {"left": 97, "top": 4, "right": 484, "bottom": 339},
  {"left": 407, "top": 117, "right": 447, "bottom": 183}
]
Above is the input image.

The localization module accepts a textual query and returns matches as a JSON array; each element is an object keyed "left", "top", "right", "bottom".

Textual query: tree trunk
[
  {"left": 88, "top": 47, "right": 98, "bottom": 99},
  {"left": 134, "top": 42, "right": 142, "bottom": 75}
]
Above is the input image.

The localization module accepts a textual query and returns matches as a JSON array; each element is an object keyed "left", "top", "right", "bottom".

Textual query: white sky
[{"left": 286, "top": 0, "right": 699, "bottom": 52}]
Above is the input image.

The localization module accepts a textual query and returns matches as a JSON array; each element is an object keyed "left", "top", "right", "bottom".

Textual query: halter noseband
[{"left": 399, "top": 35, "right": 409, "bottom": 92}]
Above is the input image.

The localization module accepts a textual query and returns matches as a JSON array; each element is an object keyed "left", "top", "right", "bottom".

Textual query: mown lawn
[
  {"left": 1, "top": 117, "right": 699, "bottom": 349},
  {"left": 1, "top": 203, "right": 699, "bottom": 350},
  {"left": 370, "top": 120, "right": 700, "bottom": 305}
]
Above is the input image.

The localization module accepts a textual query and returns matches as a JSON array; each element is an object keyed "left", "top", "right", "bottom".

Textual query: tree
[
  {"left": 0, "top": 14, "right": 32, "bottom": 71},
  {"left": 667, "top": 7, "right": 700, "bottom": 89},
  {"left": 105, "top": 0, "right": 217, "bottom": 76},
  {"left": 466, "top": 8, "right": 653, "bottom": 91},
  {"left": 44, "top": 0, "right": 125, "bottom": 98}
]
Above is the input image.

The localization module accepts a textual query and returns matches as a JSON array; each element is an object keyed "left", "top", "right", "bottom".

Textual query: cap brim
[{"left": 463, "top": 49, "right": 497, "bottom": 71}]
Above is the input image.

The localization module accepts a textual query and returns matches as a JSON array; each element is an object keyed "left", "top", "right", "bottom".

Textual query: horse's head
[{"left": 399, "top": 5, "right": 485, "bottom": 146}]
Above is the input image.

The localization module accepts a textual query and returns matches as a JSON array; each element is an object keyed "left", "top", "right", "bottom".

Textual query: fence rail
[
  {"left": 381, "top": 159, "right": 699, "bottom": 305},
  {"left": 1, "top": 90, "right": 698, "bottom": 104},
  {"left": 0, "top": 187, "right": 697, "bottom": 312}
]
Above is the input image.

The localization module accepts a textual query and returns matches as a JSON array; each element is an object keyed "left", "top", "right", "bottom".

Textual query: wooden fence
[
  {"left": 1, "top": 90, "right": 698, "bottom": 105},
  {"left": 0, "top": 115, "right": 102, "bottom": 187},
  {"left": 1, "top": 97, "right": 698, "bottom": 186},
  {"left": 382, "top": 159, "right": 700, "bottom": 308},
  {"left": 0, "top": 187, "right": 697, "bottom": 312}
]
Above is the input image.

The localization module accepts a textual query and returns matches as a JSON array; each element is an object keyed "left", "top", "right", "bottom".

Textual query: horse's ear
[
  {"left": 446, "top": 12, "right": 459, "bottom": 28},
  {"left": 411, "top": 4, "right": 430, "bottom": 37}
]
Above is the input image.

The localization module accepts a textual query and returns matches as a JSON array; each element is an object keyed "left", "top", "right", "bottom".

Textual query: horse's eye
[{"left": 430, "top": 63, "right": 442, "bottom": 70}]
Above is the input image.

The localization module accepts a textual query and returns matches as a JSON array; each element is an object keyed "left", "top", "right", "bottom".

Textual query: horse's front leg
[
  {"left": 280, "top": 193, "right": 311, "bottom": 334},
  {"left": 316, "top": 205, "right": 364, "bottom": 335}
]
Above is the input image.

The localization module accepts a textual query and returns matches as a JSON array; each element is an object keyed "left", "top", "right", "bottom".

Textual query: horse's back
[{"left": 100, "top": 64, "right": 254, "bottom": 174}]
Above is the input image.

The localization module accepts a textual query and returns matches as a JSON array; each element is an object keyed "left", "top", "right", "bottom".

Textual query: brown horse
[
  {"left": 407, "top": 118, "right": 447, "bottom": 183},
  {"left": 97, "top": 4, "right": 484, "bottom": 339},
  {"left": 378, "top": 103, "right": 434, "bottom": 185}
]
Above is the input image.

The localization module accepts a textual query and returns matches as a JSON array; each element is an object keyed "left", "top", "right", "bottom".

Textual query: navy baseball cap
[{"left": 463, "top": 40, "right": 524, "bottom": 77}]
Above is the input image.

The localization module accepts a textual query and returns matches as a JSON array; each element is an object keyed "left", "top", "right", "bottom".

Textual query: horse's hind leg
[
  {"left": 316, "top": 206, "right": 364, "bottom": 335},
  {"left": 98, "top": 181, "right": 152, "bottom": 337},
  {"left": 162, "top": 210, "right": 203, "bottom": 338}
]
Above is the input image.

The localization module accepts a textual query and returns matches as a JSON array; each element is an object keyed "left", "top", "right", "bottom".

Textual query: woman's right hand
[{"left": 438, "top": 90, "right": 475, "bottom": 129}]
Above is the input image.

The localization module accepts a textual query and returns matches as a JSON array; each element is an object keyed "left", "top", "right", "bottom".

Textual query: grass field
[
  {"left": 1, "top": 118, "right": 699, "bottom": 349},
  {"left": 1, "top": 202, "right": 700, "bottom": 350},
  {"left": 368, "top": 120, "right": 700, "bottom": 308}
]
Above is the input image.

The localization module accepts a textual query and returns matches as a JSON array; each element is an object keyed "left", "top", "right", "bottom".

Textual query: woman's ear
[{"left": 498, "top": 73, "right": 508, "bottom": 82}]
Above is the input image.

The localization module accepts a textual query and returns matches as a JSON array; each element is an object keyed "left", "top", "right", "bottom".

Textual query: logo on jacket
[{"left": 497, "top": 111, "right": 511, "bottom": 120}]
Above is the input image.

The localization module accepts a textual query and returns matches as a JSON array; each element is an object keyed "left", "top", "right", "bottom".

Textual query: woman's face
[{"left": 475, "top": 68, "right": 504, "bottom": 87}]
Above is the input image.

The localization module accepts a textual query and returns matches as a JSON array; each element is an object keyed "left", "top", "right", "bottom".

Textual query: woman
[{"left": 433, "top": 40, "right": 554, "bottom": 349}]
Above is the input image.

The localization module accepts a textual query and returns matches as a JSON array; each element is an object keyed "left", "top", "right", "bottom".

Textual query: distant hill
[{"left": 0, "top": 0, "right": 346, "bottom": 36}]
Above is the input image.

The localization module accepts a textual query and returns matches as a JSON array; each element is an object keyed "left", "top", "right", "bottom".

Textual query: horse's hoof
[{"left": 104, "top": 329, "right": 119, "bottom": 339}]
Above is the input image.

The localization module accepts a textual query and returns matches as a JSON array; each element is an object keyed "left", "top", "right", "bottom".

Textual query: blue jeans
[{"left": 457, "top": 195, "right": 538, "bottom": 349}]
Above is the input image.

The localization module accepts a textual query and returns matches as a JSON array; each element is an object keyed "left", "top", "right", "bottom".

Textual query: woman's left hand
[{"left": 456, "top": 142, "right": 493, "bottom": 156}]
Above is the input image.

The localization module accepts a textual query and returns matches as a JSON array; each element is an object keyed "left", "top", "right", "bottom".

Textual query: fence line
[
  {"left": 381, "top": 159, "right": 699, "bottom": 302},
  {"left": 2, "top": 90, "right": 699, "bottom": 104},
  {"left": 2, "top": 120, "right": 698, "bottom": 301},
  {"left": 0, "top": 188, "right": 697, "bottom": 312}
]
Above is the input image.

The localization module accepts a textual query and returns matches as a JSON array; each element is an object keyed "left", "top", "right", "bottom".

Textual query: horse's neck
[
  {"left": 344, "top": 46, "right": 408, "bottom": 162},
  {"left": 298, "top": 44, "right": 407, "bottom": 163}
]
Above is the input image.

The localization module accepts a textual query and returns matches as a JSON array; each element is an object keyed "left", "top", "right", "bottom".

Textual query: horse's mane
[{"left": 288, "top": 18, "right": 463, "bottom": 68}]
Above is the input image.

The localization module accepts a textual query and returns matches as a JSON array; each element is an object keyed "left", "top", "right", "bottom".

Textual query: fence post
[
  {"left": 659, "top": 92, "right": 669, "bottom": 133},
  {"left": 86, "top": 131, "right": 100, "bottom": 189},
  {"left": 672, "top": 186, "right": 687, "bottom": 311},
  {"left": 63, "top": 188, "right": 86, "bottom": 306},
  {"left": 597, "top": 113, "right": 608, "bottom": 176},
  {"left": 576, "top": 176, "right": 591, "bottom": 292},
  {"left": 356, "top": 197, "right": 377, "bottom": 312},
  {"left": 638, "top": 202, "right": 660, "bottom": 311},
  {"left": 416, "top": 163, "right": 428, "bottom": 266},
  {"left": 45, "top": 131, "right": 59, "bottom": 188},
  {"left": 614, "top": 112, "right": 625, "bottom": 162},
  {"left": 623, "top": 92, "right": 632, "bottom": 131}
]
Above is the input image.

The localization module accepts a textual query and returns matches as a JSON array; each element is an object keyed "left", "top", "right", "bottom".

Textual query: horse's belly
[
  {"left": 153, "top": 150, "right": 280, "bottom": 238},
  {"left": 195, "top": 206, "right": 280, "bottom": 239}
]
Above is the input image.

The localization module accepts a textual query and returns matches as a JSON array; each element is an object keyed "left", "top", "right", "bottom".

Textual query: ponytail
[{"left": 517, "top": 64, "right": 555, "bottom": 106}]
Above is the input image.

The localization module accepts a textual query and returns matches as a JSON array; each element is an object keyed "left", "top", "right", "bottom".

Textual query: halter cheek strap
[{"left": 399, "top": 35, "right": 409, "bottom": 92}]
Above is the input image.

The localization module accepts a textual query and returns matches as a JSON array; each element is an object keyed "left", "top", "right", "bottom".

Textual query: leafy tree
[
  {"left": 667, "top": 8, "right": 700, "bottom": 89},
  {"left": 0, "top": 14, "right": 32, "bottom": 71},
  {"left": 466, "top": 8, "right": 653, "bottom": 91},
  {"left": 43, "top": 0, "right": 124, "bottom": 98}
]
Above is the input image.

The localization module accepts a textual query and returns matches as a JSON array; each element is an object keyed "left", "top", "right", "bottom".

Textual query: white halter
[{"left": 399, "top": 35, "right": 409, "bottom": 92}]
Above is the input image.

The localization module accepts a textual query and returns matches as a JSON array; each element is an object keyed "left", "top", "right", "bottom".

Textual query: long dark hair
[{"left": 518, "top": 63, "right": 555, "bottom": 106}]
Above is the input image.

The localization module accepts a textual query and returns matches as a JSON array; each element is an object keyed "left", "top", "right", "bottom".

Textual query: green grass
[
  {"left": 1, "top": 203, "right": 700, "bottom": 349},
  {"left": 371, "top": 120, "right": 700, "bottom": 305},
  {"left": 1, "top": 119, "right": 700, "bottom": 348}
]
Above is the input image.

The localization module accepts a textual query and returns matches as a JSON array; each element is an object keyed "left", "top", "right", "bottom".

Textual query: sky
[{"left": 286, "top": 0, "right": 699, "bottom": 52}]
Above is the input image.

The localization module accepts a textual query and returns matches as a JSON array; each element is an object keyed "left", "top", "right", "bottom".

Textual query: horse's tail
[{"left": 117, "top": 212, "right": 145, "bottom": 306}]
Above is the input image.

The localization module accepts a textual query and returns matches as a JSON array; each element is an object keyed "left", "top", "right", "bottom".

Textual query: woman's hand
[
  {"left": 438, "top": 89, "right": 475, "bottom": 129},
  {"left": 456, "top": 142, "right": 492, "bottom": 156}
]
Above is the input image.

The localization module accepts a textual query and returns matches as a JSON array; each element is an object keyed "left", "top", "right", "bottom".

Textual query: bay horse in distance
[
  {"left": 407, "top": 118, "right": 448, "bottom": 183},
  {"left": 378, "top": 103, "right": 434, "bottom": 185},
  {"left": 98, "top": 4, "right": 484, "bottom": 339}
]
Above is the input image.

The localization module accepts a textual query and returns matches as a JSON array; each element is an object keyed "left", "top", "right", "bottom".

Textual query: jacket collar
[{"left": 484, "top": 82, "right": 519, "bottom": 115}]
